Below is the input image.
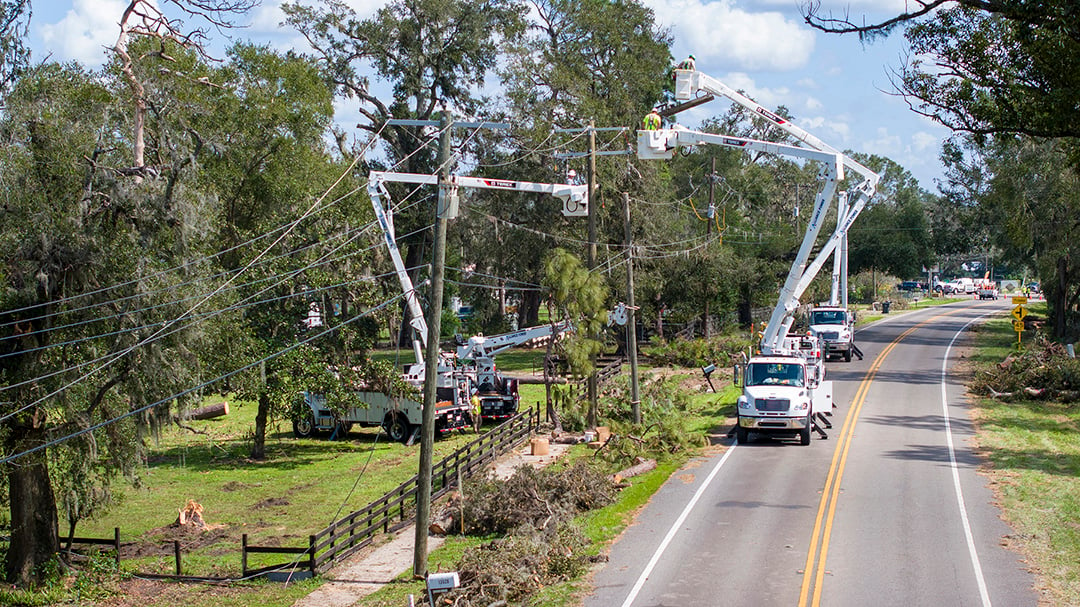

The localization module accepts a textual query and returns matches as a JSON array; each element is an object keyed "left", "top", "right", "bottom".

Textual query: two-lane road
[{"left": 586, "top": 300, "right": 1038, "bottom": 606}]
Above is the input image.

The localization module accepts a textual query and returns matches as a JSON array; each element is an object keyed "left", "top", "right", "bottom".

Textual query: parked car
[
  {"left": 933, "top": 282, "right": 956, "bottom": 294},
  {"left": 897, "top": 281, "right": 922, "bottom": 291}
]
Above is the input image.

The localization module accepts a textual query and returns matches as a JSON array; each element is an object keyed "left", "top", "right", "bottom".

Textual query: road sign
[
  {"left": 1012, "top": 296, "right": 1028, "bottom": 305},
  {"left": 1013, "top": 319, "right": 1025, "bottom": 332},
  {"left": 1012, "top": 305, "right": 1028, "bottom": 321}
]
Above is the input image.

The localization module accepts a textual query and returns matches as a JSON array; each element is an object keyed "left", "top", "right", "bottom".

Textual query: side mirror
[{"left": 733, "top": 364, "right": 743, "bottom": 387}]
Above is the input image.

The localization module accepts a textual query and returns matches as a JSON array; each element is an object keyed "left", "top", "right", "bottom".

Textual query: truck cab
[
  {"left": 735, "top": 346, "right": 833, "bottom": 445},
  {"left": 808, "top": 306, "right": 855, "bottom": 362}
]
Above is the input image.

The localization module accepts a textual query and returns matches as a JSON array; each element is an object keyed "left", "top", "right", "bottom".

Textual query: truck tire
[
  {"left": 800, "top": 417, "right": 812, "bottom": 446},
  {"left": 844, "top": 349, "right": 852, "bottom": 362},
  {"left": 736, "top": 425, "right": 749, "bottom": 444},
  {"left": 292, "top": 409, "right": 317, "bottom": 438},
  {"left": 384, "top": 413, "right": 412, "bottom": 444}
]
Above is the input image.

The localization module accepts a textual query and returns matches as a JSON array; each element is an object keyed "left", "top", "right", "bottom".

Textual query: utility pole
[
  {"left": 704, "top": 157, "right": 715, "bottom": 338},
  {"left": 623, "top": 192, "right": 641, "bottom": 424},
  {"left": 586, "top": 120, "right": 598, "bottom": 429},
  {"left": 389, "top": 113, "right": 512, "bottom": 577},
  {"left": 413, "top": 111, "right": 452, "bottom": 578},
  {"left": 552, "top": 123, "right": 631, "bottom": 429}
]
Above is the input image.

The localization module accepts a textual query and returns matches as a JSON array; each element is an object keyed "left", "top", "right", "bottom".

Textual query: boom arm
[
  {"left": 456, "top": 321, "right": 574, "bottom": 361},
  {"left": 367, "top": 171, "right": 589, "bottom": 363},
  {"left": 644, "top": 70, "right": 882, "bottom": 352}
]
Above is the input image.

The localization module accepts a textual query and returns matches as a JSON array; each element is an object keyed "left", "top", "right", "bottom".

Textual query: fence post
[
  {"left": 308, "top": 535, "right": 317, "bottom": 574},
  {"left": 174, "top": 540, "right": 181, "bottom": 576},
  {"left": 114, "top": 527, "right": 121, "bottom": 572},
  {"left": 241, "top": 533, "right": 248, "bottom": 577}
]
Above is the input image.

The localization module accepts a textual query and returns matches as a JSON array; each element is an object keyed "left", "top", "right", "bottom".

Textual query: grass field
[
  {"left": 0, "top": 344, "right": 736, "bottom": 607},
  {"left": 967, "top": 303, "right": 1080, "bottom": 605}
]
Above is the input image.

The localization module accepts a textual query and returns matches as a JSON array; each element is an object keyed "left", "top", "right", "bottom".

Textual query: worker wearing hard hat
[
  {"left": 677, "top": 54, "right": 696, "bottom": 71},
  {"left": 641, "top": 107, "right": 661, "bottom": 130}
]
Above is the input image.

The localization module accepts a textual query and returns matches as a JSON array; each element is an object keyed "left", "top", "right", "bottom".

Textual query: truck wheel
[
  {"left": 293, "top": 410, "right": 317, "bottom": 438},
  {"left": 844, "top": 349, "right": 852, "bottom": 362},
  {"left": 384, "top": 413, "right": 412, "bottom": 444},
  {"left": 800, "top": 417, "right": 812, "bottom": 445},
  {"left": 736, "top": 425, "right": 749, "bottom": 444}
]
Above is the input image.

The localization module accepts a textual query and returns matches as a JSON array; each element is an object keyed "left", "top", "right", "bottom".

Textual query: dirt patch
[
  {"left": 121, "top": 524, "right": 232, "bottom": 559},
  {"left": 252, "top": 497, "right": 290, "bottom": 509},
  {"left": 677, "top": 473, "right": 695, "bottom": 484},
  {"left": 221, "top": 481, "right": 249, "bottom": 492}
]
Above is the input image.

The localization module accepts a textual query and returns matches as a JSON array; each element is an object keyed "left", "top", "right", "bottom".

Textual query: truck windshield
[
  {"left": 746, "top": 363, "right": 804, "bottom": 387},
  {"left": 811, "top": 310, "right": 845, "bottom": 325}
]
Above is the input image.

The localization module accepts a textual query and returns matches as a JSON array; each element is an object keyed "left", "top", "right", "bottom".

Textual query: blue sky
[{"left": 28, "top": 0, "right": 951, "bottom": 191}]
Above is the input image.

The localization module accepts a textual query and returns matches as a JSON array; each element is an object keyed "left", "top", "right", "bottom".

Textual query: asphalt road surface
[{"left": 586, "top": 299, "right": 1039, "bottom": 607}]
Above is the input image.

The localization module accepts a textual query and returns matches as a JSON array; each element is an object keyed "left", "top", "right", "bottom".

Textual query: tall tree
[
  {"left": 284, "top": 0, "right": 527, "bottom": 344},
  {"left": 0, "top": 58, "right": 217, "bottom": 585},
  {"left": 0, "top": 0, "right": 30, "bottom": 96}
]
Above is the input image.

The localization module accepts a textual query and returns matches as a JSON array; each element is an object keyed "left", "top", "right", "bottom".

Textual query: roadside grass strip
[{"left": 971, "top": 311, "right": 1080, "bottom": 605}]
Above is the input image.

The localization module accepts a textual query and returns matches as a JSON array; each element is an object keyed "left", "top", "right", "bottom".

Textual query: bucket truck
[
  {"left": 294, "top": 171, "right": 588, "bottom": 443},
  {"left": 639, "top": 69, "right": 880, "bottom": 443}
]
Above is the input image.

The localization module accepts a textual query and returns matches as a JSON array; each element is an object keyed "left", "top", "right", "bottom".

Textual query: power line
[{"left": 0, "top": 293, "right": 408, "bottom": 466}]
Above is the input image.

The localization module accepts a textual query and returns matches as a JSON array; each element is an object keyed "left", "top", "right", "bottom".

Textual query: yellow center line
[{"left": 798, "top": 307, "right": 971, "bottom": 606}]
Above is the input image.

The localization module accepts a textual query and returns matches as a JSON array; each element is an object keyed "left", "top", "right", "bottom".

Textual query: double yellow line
[{"left": 797, "top": 309, "right": 965, "bottom": 606}]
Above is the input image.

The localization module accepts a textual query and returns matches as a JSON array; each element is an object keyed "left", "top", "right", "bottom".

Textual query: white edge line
[
  {"left": 941, "top": 309, "right": 997, "bottom": 607},
  {"left": 619, "top": 442, "right": 738, "bottom": 607}
]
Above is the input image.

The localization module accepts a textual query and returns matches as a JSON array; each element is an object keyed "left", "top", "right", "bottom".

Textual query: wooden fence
[{"left": 241, "top": 405, "right": 540, "bottom": 578}]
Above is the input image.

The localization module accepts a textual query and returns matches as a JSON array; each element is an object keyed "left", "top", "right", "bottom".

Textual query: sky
[{"left": 27, "top": 0, "right": 952, "bottom": 192}]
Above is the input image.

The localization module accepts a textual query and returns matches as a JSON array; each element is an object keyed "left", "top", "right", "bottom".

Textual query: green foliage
[
  {"left": 543, "top": 249, "right": 609, "bottom": 377},
  {"left": 641, "top": 334, "right": 752, "bottom": 368},
  {"left": 593, "top": 373, "right": 702, "bottom": 467}
]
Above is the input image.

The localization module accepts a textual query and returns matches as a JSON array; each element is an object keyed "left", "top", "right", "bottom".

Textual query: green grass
[
  {"left": 968, "top": 304, "right": 1080, "bottom": 605},
  {"left": 42, "top": 344, "right": 735, "bottom": 606}
]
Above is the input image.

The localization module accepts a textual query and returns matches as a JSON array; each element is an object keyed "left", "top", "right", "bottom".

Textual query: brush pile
[{"left": 972, "top": 336, "right": 1080, "bottom": 402}]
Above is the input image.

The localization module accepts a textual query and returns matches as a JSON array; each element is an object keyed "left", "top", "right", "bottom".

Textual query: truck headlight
[{"left": 738, "top": 396, "right": 752, "bottom": 410}]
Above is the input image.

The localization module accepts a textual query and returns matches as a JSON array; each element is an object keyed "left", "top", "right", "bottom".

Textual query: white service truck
[
  {"left": 734, "top": 342, "right": 833, "bottom": 445},
  {"left": 641, "top": 68, "right": 880, "bottom": 444},
  {"left": 293, "top": 171, "right": 588, "bottom": 443},
  {"left": 808, "top": 305, "right": 856, "bottom": 362}
]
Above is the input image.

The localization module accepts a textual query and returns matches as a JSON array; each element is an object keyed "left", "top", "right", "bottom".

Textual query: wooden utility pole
[
  {"left": 623, "top": 192, "right": 641, "bottom": 424},
  {"left": 413, "top": 111, "right": 452, "bottom": 578},
  {"left": 586, "top": 120, "right": 598, "bottom": 429},
  {"left": 704, "top": 157, "right": 715, "bottom": 338}
]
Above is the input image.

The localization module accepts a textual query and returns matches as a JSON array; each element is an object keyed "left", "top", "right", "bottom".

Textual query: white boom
[
  {"left": 654, "top": 70, "right": 882, "bottom": 352},
  {"left": 368, "top": 171, "right": 589, "bottom": 361}
]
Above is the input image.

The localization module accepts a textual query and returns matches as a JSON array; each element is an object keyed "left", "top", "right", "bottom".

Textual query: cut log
[
  {"left": 191, "top": 401, "right": 229, "bottom": 420},
  {"left": 610, "top": 458, "right": 656, "bottom": 483}
]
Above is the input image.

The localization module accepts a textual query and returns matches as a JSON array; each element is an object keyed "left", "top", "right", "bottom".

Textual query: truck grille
[
  {"left": 756, "top": 398, "right": 790, "bottom": 411},
  {"left": 820, "top": 331, "right": 839, "bottom": 341}
]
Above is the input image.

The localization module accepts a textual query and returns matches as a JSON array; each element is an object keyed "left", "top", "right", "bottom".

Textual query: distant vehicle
[
  {"left": 808, "top": 306, "right": 855, "bottom": 362},
  {"left": 953, "top": 278, "right": 977, "bottom": 294},
  {"left": 898, "top": 281, "right": 923, "bottom": 291},
  {"left": 1027, "top": 283, "right": 1040, "bottom": 294},
  {"left": 933, "top": 281, "right": 956, "bottom": 294}
]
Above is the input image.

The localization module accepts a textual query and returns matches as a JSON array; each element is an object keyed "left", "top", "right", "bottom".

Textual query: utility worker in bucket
[
  {"left": 642, "top": 107, "right": 662, "bottom": 130},
  {"left": 677, "top": 54, "right": 696, "bottom": 71}
]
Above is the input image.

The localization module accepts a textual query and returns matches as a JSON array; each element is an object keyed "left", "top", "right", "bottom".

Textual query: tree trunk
[
  {"left": 1052, "top": 255, "right": 1067, "bottom": 339},
  {"left": 5, "top": 422, "right": 60, "bottom": 586},
  {"left": 520, "top": 290, "right": 541, "bottom": 328},
  {"left": 250, "top": 392, "right": 269, "bottom": 460}
]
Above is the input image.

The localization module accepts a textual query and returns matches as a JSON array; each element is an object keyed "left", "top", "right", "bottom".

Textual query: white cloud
[
  {"left": 805, "top": 96, "right": 823, "bottom": 111},
  {"left": 911, "top": 131, "right": 941, "bottom": 153},
  {"left": 37, "top": 0, "right": 127, "bottom": 67},
  {"left": 864, "top": 126, "right": 902, "bottom": 155},
  {"left": 644, "top": 0, "right": 814, "bottom": 72}
]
